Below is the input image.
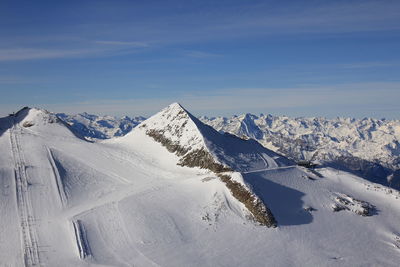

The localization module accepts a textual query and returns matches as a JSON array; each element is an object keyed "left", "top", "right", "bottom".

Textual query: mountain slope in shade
[
  {"left": 200, "top": 113, "right": 400, "bottom": 189},
  {"left": 0, "top": 105, "right": 400, "bottom": 266}
]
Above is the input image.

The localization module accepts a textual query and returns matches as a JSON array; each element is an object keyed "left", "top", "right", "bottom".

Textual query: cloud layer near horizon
[{"left": 1, "top": 82, "right": 397, "bottom": 119}]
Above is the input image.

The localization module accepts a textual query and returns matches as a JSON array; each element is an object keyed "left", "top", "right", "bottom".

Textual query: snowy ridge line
[
  {"left": 46, "top": 147, "right": 67, "bottom": 208},
  {"left": 179, "top": 105, "right": 224, "bottom": 164},
  {"left": 10, "top": 122, "right": 41, "bottom": 266},
  {"left": 72, "top": 220, "right": 91, "bottom": 259}
]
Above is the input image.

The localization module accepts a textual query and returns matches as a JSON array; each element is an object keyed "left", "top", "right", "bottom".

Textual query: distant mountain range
[
  {"left": 57, "top": 112, "right": 145, "bottom": 140},
  {"left": 58, "top": 110, "right": 400, "bottom": 190},
  {"left": 200, "top": 114, "right": 400, "bottom": 189}
]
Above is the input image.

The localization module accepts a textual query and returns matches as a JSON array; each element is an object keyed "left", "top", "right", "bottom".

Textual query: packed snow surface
[{"left": 0, "top": 105, "right": 400, "bottom": 266}]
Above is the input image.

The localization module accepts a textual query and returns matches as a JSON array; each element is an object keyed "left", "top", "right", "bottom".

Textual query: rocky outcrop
[
  {"left": 218, "top": 174, "right": 277, "bottom": 227},
  {"left": 331, "top": 193, "right": 376, "bottom": 216}
]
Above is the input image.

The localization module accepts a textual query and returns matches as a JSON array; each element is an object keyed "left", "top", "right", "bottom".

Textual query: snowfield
[{"left": 0, "top": 105, "right": 400, "bottom": 266}]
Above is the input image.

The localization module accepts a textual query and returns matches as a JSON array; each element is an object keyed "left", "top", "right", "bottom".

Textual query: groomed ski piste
[{"left": 0, "top": 104, "right": 400, "bottom": 266}]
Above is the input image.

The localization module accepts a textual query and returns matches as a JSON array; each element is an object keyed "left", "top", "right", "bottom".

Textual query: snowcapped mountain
[
  {"left": 1, "top": 105, "right": 400, "bottom": 266},
  {"left": 128, "top": 103, "right": 292, "bottom": 172},
  {"left": 200, "top": 114, "right": 400, "bottom": 189},
  {"left": 57, "top": 112, "right": 145, "bottom": 140}
]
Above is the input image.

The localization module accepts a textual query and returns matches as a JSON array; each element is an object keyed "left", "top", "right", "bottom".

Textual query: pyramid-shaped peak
[
  {"left": 159, "top": 102, "right": 190, "bottom": 118},
  {"left": 126, "top": 102, "right": 209, "bottom": 156},
  {"left": 123, "top": 102, "right": 292, "bottom": 173},
  {"left": 149, "top": 102, "right": 200, "bottom": 127},
  {"left": 166, "top": 102, "right": 184, "bottom": 110}
]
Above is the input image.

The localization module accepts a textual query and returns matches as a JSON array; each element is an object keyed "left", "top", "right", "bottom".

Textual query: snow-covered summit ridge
[
  {"left": 15, "top": 107, "right": 60, "bottom": 126},
  {"left": 1, "top": 107, "right": 86, "bottom": 140},
  {"left": 0, "top": 107, "right": 62, "bottom": 133}
]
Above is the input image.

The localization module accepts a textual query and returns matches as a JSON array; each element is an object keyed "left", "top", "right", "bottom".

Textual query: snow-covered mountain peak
[
  {"left": 134, "top": 102, "right": 209, "bottom": 154},
  {"left": 11, "top": 107, "right": 60, "bottom": 128},
  {"left": 123, "top": 103, "right": 292, "bottom": 173},
  {"left": 2, "top": 107, "right": 88, "bottom": 141},
  {"left": 155, "top": 102, "right": 195, "bottom": 126},
  {"left": 119, "top": 103, "right": 290, "bottom": 227},
  {"left": 165, "top": 102, "right": 185, "bottom": 111}
]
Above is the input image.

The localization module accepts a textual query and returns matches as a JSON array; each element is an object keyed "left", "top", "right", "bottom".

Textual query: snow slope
[{"left": 0, "top": 105, "right": 400, "bottom": 266}]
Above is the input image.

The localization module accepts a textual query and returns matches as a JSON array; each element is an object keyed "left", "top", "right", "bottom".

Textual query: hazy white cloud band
[{"left": 14, "top": 82, "right": 395, "bottom": 119}]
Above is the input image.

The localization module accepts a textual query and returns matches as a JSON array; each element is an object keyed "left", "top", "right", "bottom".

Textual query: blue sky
[{"left": 1, "top": 0, "right": 399, "bottom": 118}]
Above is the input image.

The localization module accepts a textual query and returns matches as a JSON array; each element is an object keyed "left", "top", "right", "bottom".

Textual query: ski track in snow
[
  {"left": 46, "top": 146, "right": 68, "bottom": 208},
  {"left": 63, "top": 179, "right": 175, "bottom": 220},
  {"left": 72, "top": 220, "right": 91, "bottom": 259},
  {"left": 10, "top": 121, "right": 41, "bottom": 266},
  {"left": 243, "top": 165, "right": 297, "bottom": 174}
]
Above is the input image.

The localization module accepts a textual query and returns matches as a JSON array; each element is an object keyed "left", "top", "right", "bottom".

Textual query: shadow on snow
[{"left": 243, "top": 171, "right": 313, "bottom": 226}]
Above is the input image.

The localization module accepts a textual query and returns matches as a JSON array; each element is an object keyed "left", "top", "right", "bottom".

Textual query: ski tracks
[
  {"left": 10, "top": 122, "right": 41, "bottom": 266},
  {"left": 243, "top": 165, "right": 297, "bottom": 174},
  {"left": 46, "top": 147, "right": 68, "bottom": 208}
]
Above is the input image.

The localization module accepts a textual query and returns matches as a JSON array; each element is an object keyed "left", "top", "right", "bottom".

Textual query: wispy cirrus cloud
[
  {"left": 339, "top": 62, "right": 399, "bottom": 69},
  {"left": 1, "top": 1, "right": 399, "bottom": 62},
  {"left": 94, "top": 0, "right": 400, "bottom": 45},
  {"left": 202, "top": 0, "right": 400, "bottom": 36},
  {"left": 0, "top": 48, "right": 104, "bottom": 61},
  {"left": 0, "top": 75, "right": 45, "bottom": 84},
  {"left": 94, "top": 40, "right": 149, "bottom": 47},
  {"left": 183, "top": 50, "right": 222, "bottom": 58},
  {"left": 0, "top": 40, "right": 150, "bottom": 61}
]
